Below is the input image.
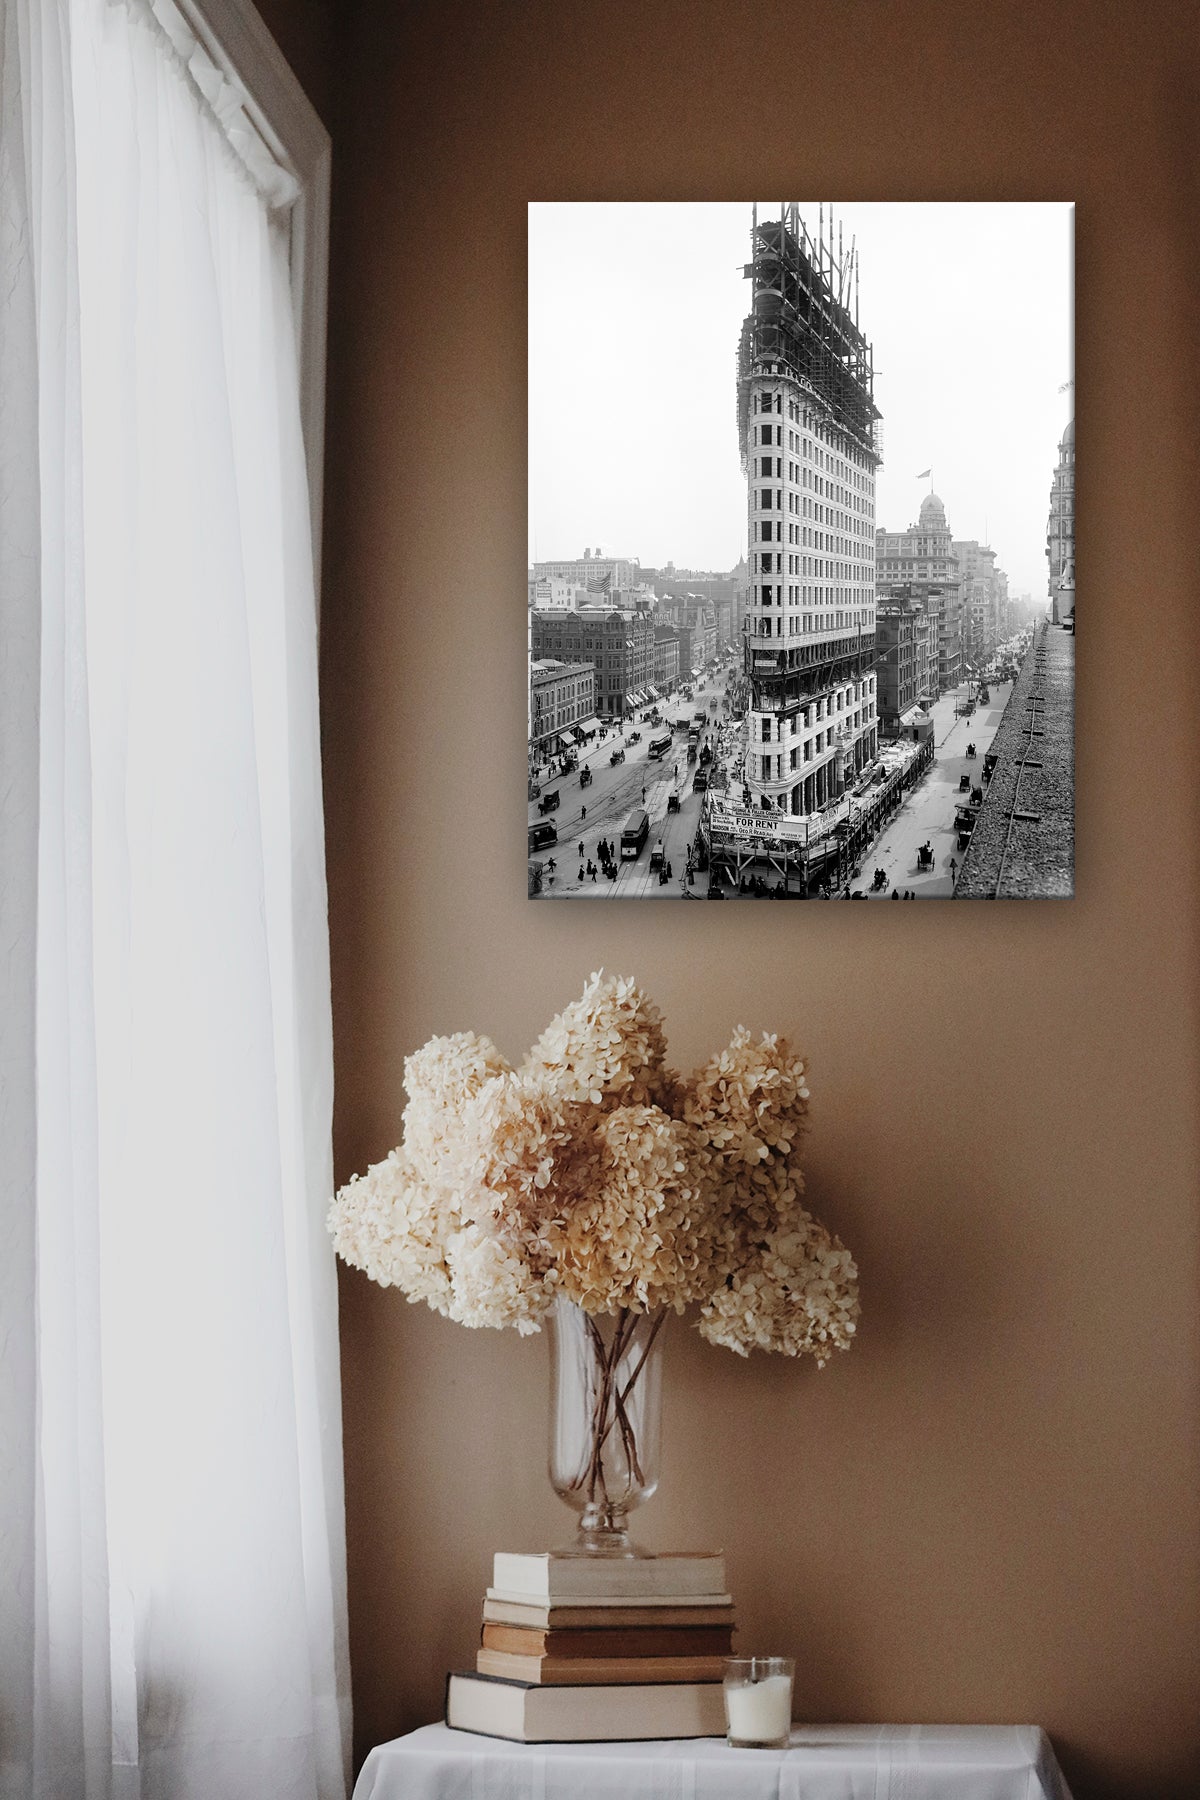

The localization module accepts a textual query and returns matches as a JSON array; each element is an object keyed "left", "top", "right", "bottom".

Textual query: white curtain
[{"left": 0, "top": 3, "right": 351, "bottom": 1797}]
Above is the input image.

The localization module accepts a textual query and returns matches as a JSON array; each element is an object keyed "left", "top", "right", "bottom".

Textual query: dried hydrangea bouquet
[{"left": 329, "top": 972, "right": 859, "bottom": 1556}]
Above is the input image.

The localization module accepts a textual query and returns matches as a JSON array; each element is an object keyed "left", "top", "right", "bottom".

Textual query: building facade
[
  {"left": 1046, "top": 416, "right": 1075, "bottom": 625},
  {"left": 532, "top": 550, "right": 640, "bottom": 594},
  {"left": 647, "top": 569, "right": 742, "bottom": 653},
  {"left": 737, "top": 207, "right": 881, "bottom": 814},
  {"left": 657, "top": 593, "right": 716, "bottom": 674},
  {"left": 875, "top": 596, "right": 935, "bottom": 737},
  {"left": 875, "top": 492, "right": 962, "bottom": 697},
  {"left": 652, "top": 627, "right": 680, "bottom": 694},
  {"left": 530, "top": 608, "right": 654, "bottom": 718},
  {"left": 529, "top": 659, "right": 596, "bottom": 757},
  {"left": 527, "top": 573, "right": 584, "bottom": 611},
  {"left": 952, "top": 539, "right": 1007, "bottom": 670}
]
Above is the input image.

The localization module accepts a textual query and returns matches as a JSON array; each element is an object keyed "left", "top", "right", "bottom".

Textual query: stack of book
[{"left": 446, "top": 1551, "right": 732, "bottom": 1742}]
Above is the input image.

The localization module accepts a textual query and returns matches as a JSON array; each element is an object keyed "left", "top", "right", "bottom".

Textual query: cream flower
[
  {"left": 327, "top": 977, "right": 858, "bottom": 1367},
  {"left": 521, "top": 970, "right": 674, "bottom": 1110},
  {"left": 698, "top": 1212, "right": 859, "bottom": 1363},
  {"left": 402, "top": 1031, "right": 510, "bottom": 1177},
  {"left": 555, "top": 1105, "right": 714, "bottom": 1315},
  {"left": 327, "top": 1146, "right": 455, "bottom": 1316},
  {"left": 682, "top": 1026, "right": 811, "bottom": 1165}
]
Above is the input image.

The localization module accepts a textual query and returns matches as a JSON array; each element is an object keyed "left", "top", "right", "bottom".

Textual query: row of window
[
  {"left": 754, "top": 550, "right": 881, "bottom": 581},
  {"left": 755, "top": 579, "right": 874, "bottom": 620},
  {"left": 754, "top": 486, "right": 874, "bottom": 549},
  {"left": 752, "top": 610, "right": 875, "bottom": 638},
  {"left": 758, "top": 683, "right": 873, "bottom": 738},
  {"left": 752, "top": 388, "right": 877, "bottom": 493},
  {"left": 756, "top": 714, "right": 874, "bottom": 782}
]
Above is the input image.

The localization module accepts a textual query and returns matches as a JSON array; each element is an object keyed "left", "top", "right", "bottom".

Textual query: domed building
[
  {"left": 1046, "top": 416, "right": 1075, "bottom": 625},
  {"left": 875, "top": 489, "right": 963, "bottom": 702}
]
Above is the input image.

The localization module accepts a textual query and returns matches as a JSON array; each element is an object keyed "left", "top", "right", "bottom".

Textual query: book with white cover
[
  {"left": 491, "top": 1551, "right": 726, "bottom": 1601},
  {"left": 446, "top": 1670, "right": 726, "bottom": 1742}
]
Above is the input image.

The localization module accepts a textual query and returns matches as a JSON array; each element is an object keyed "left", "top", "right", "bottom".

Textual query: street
[
  {"left": 531, "top": 665, "right": 734, "bottom": 899},
  {"left": 853, "top": 678, "right": 1014, "bottom": 898},
  {"left": 532, "top": 657, "right": 1018, "bottom": 901}
]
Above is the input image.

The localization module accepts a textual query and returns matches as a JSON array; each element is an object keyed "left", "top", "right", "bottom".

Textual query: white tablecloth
[{"left": 353, "top": 1721, "right": 1074, "bottom": 1800}]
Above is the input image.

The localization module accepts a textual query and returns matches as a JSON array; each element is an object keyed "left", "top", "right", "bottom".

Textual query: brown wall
[
  {"left": 307, "top": 3, "right": 1199, "bottom": 1796},
  {"left": 253, "top": 0, "right": 336, "bottom": 127}
]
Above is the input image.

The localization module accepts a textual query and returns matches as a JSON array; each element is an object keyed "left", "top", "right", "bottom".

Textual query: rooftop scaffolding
[{"left": 737, "top": 204, "right": 881, "bottom": 465}]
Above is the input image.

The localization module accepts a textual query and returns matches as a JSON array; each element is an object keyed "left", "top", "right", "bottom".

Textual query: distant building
[
  {"left": 671, "top": 621, "right": 696, "bottom": 681},
  {"left": 952, "top": 539, "right": 1007, "bottom": 671},
  {"left": 737, "top": 206, "right": 881, "bottom": 814},
  {"left": 875, "top": 594, "right": 935, "bottom": 737},
  {"left": 657, "top": 592, "right": 716, "bottom": 673},
  {"left": 527, "top": 573, "right": 584, "bottom": 610},
  {"left": 1046, "top": 417, "right": 1075, "bottom": 625},
  {"left": 530, "top": 608, "right": 655, "bottom": 719},
  {"left": 876, "top": 492, "right": 962, "bottom": 697},
  {"left": 652, "top": 627, "right": 680, "bottom": 694},
  {"left": 529, "top": 659, "right": 596, "bottom": 757},
  {"left": 532, "top": 550, "right": 640, "bottom": 594}
]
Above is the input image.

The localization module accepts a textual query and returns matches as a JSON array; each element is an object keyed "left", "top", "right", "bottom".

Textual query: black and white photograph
[{"left": 527, "top": 201, "right": 1074, "bottom": 900}]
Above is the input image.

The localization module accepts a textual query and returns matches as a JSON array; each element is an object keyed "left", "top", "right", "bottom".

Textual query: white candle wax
[{"left": 725, "top": 1673, "right": 792, "bottom": 1743}]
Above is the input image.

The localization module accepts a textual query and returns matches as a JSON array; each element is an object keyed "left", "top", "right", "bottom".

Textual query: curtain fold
[{"left": 0, "top": 3, "right": 350, "bottom": 1796}]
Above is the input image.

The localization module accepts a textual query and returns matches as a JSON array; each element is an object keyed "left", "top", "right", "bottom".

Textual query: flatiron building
[{"left": 737, "top": 206, "right": 882, "bottom": 814}]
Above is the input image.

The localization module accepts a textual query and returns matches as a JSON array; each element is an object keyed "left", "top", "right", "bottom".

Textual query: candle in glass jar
[{"left": 723, "top": 1660, "right": 793, "bottom": 1747}]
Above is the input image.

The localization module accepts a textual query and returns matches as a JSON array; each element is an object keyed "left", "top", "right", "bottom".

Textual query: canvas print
[{"left": 528, "top": 201, "right": 1074, "bottom": 900}]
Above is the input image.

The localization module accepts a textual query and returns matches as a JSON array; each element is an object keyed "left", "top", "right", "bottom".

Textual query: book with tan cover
[
  {"left": 484, "top": 1592, "right": 735, "bottom": 1627},
  {"left": 480, "top": 1621, "right": 735, "bottom": 1659},
  {"left": 475, "top": 1648, "right": 728, "bottom": 1685}
]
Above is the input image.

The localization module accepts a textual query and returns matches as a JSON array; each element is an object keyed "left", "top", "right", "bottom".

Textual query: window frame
[{"left": 177, "top": 0, "right": 331, "bottom": 603}]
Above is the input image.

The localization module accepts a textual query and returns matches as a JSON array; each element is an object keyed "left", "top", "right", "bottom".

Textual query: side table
[{"left": 352, "top": 1720, "right": 1074, "bottom": 1799}]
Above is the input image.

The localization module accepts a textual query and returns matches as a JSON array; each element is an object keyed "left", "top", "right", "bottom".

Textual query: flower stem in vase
[{"left": 548, "top": 1299, "right": 665, "bottom": 1556}]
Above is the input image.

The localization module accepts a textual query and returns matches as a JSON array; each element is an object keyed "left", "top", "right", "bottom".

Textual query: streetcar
[{"left": 620, "top": 808, "right": 650, "bottom": 860}]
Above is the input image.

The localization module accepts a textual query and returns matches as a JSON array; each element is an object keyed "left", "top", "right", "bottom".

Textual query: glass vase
[{"left": 548, "top": 1297, "right": 665, "bottom": 1557}]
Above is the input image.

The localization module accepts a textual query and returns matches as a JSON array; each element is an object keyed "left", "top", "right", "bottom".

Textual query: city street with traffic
[
  {"left": 852, "top": 677, "right": 1014, "bottom": 898},
  {"left": 529, "top": 665, "right": 734, "bottom": 898}
]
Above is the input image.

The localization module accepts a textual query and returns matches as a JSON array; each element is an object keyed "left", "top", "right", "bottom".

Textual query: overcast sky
[{"left": 529, "top": 201, "right": 1073, "bottom": 600}]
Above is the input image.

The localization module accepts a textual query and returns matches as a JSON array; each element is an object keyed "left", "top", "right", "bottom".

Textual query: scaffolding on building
[{"left": 736, "top": 203, "right": 881, "bottom": 469}]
